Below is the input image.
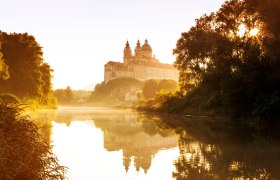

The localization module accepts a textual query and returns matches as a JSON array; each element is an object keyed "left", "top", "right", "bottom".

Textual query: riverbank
[{"left": 0, "top": 101, "right": 66, "bottom": 179}]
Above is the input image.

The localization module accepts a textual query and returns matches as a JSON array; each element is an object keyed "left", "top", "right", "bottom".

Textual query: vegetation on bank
[
  {"left": 88, "top": 78, "right": 143, "bottom": 104},
  {"left": 53, "top": 86, "right": 74, "bottom": 104},
  {"left": 88, "top": 78, "right": 178, "bottom": 105},
  {"left": 0, "top": 98, "right": 66, "bottom": 179},
  {"left": 137, "top": 0, "right": 280, "bottom": 121},
  {"left": 53, "top": 86, "right": 92, "bottom": 105},
  {"left": 0, "top": 31, "right": 57, "bottom": 109}
]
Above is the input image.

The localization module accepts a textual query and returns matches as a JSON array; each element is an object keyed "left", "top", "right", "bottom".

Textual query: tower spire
[
  {"left": 124, "top": 40, "right": 132, "bottom": 64},
  {"left": 136, "top": 39, "right": 141, "bottom": 47},
  {"left": 126, "top": 40, "right": 130, "bottom": 47}
]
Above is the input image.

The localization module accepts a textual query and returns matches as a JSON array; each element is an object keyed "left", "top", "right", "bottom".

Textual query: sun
[
  {"left": 249, "top": 28, "right": 259, "bottom": 36},
  {"left": 237, "top": 24, "right": 260, "bottom": 37}
]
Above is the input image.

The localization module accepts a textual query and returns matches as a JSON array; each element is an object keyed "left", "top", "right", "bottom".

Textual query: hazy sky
[{"left": 0, "top": 0, "right": 226, "bottom": 90}]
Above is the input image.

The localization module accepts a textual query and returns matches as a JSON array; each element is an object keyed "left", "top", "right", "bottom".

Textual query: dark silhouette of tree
[
  {"left": 0, "top": 42, "right": 9, "bottom": 80},
  {"left": 171, "top": 0, "right": 280, "bottom": 119},
  {"left": 0, "top": 31, "right": 56, "bottom": 107},
  {"left": 137, "top": 0, "right": 280, "bottom": 120}
]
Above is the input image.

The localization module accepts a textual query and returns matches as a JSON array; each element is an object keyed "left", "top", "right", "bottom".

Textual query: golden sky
[{"left": 0, "top": 0, "right": 226, "bottom": 90}]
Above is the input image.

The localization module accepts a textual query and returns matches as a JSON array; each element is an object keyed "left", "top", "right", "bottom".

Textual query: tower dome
[
  {"left": 142, "top": 39, "right": 152, "bottom": 50},
  {"left": 141, "top": 39, "right": 152, "bottom": 59}
]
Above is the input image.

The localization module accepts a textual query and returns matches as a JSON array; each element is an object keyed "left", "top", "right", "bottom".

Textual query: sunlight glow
[
  {"left": 238, "top": 24, "right": 259, "bottom": 38},
  {"left": 0, "top": 0, "right": 227, "bottom": 89},
  {"left": 249, "top": 28, "right": 259, "bottom": 36},
  {"left": 237, "top": 24, "right": 246, "bottom": 37}
]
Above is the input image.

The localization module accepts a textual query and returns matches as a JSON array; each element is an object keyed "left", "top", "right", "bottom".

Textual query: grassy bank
[{"left": 0, "top": 99, "right": 66, "bottom": 179}]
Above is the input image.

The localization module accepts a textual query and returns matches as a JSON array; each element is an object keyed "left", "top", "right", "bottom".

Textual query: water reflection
[
  {"left": 31, "top": 107, "right": 179, "bottom": 179},
  {"left": 31, "top": 107, "right": 280, "bottom": 180},
  {"left": 155, "top": 115, "right": 280, "bottom": 180},
  {"left": 93, "top": 115, "right": 177, "bottom": 173}
]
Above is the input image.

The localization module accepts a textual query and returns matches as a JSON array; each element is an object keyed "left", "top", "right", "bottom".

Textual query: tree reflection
[
  {"left": 29, "top": 108, "right": 280, "bottom": 179},
  {"left": 154, "top": 115, "right": 280, "bottom": 179}
]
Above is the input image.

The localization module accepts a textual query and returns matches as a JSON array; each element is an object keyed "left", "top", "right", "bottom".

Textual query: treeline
[
  {"left": 88, "top": 78, "right": 178, "bottom": 104},
  {"left": 53, "top": 86, "right": 74, "bottom": 104},
  {"left": 89, "top": 78, "right": 143, "bottom": 104},
  {"left": 138, "top": 0, "right": 280, "bottom": 121},
  {"left": 53, "top": 86, "right": 91, "bottom": 104},
  {"left": 142, "top": 79, "right": 178, "bottom": 99},
  {"left": 0, "top": 31, "right": 56, "bottom": 108}
]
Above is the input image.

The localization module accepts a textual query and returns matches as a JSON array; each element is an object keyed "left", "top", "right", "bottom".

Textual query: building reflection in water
[
  {"left": 30, "top": 108, "right": 280, "bottom": 179},
  {"left": 93, "top": 112, "right": 178, "bottom": 174}
]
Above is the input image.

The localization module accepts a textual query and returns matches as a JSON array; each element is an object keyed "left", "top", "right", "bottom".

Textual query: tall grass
[{"left": 0, "top": 98, "right": 66, "bottom": 179}]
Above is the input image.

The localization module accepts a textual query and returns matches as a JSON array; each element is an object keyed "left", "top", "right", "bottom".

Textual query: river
[{"left": 31, "top": 106, "right": 280, "bottom": 180}]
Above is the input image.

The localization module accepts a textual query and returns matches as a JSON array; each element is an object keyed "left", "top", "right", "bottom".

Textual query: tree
[
  {"left": 89, "top": 78, "right": 143, "bottom": 103},
  {"left": 64, "top": 86, "right": 73, "bottom": 103},
  {"left": 157, "top": 79, "right": 178, "bottom": 92},
  {"left": 53, "top": 86, "right": 73, "bottom": 104},
  {"left": 0, "top": 42, "right": 9, "bottom": 80},
  {"left": 171, "top": 0, "right": 280, "bottom": 119},
  {"left": 0, "top": 31, "right": 56, "bottom": 107},
  {"left": 142, "top": 80, "right": 158, "bottom": 99}
]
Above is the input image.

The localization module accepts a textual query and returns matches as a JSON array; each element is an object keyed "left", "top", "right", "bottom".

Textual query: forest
[{"left": 137, "top": 0, "right": 280, "bottom": 121}]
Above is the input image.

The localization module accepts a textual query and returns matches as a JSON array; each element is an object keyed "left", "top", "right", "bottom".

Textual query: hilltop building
[{"left": 104, "top": 39, "right": 179, "bottom": 83}]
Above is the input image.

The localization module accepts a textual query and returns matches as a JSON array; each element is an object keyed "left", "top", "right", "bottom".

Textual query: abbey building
[{"left": 104, "top": 39, "right": 179, "bottom": 83}]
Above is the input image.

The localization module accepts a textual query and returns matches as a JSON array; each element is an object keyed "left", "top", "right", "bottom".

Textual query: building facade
[{"left": 104, "top": 39, "right": 179, "bottom": 83}]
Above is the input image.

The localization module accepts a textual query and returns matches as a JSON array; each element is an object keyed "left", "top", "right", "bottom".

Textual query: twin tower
[{"left": 123, "top": 39, "right": 158, "bottom": 64}]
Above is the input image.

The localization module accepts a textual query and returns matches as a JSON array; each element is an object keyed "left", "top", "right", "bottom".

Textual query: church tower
[
  {"left": 134, "top": 40, "right": 142, "bottom": 61},
  {"left": 123, "top": 41, "right": 132, "bottom": 64},
  {"left": 142, "top": 39, "right": 152, "bottom": 61}
]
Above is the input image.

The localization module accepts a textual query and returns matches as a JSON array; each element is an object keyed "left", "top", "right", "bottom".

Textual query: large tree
[
  {"left": 0, "top": 42, "right": 9, "bottom": 80},
  {"left": 173, "top": 0, "right": 280, "bottom": 119},
  {"left": 0, "top": 31, "right": 55, "bottom": 106}
]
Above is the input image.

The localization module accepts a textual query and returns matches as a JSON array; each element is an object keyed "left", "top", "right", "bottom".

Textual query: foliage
[
  {"left": 142, "top": 80, "right": 158, "bottom": 99},
  {"left": 0, "top": 93, "right": 20, "bottom": 104},
  {"left": 137, "top": 91, "right": 185, "bottom": 112},
  {"left": 139, "top": 0, "right": 280, "bottom": 121},
  {"left": 0, "top": 31, "right": 56, "bottom": 108},
  {"left": 89, "top": 78, "right": 143, "bottom": 103},
  {"left": 0, "top": 99, "right": 66, "bottom": 179},
  {"left": 54, "top": 89, "right": 91, "bottom": 105},
  {"left": 53, "top": 86, "right": 74, "bottom": 104},
  {"left": 142, "top": 79, "right": 178, "bottom": 99},
  {"left": 0, "top": 42, "right": 9, "bottom": 80}
]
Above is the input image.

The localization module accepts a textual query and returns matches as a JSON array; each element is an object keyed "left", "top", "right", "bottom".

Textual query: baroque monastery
[{"left": 104, "top": 39, "right": 179, "bottom": 83}]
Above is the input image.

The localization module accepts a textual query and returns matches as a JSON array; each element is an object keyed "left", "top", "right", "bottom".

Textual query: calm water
[{"left": 31, "top": 107, "right": 280, "bottom": 180}]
